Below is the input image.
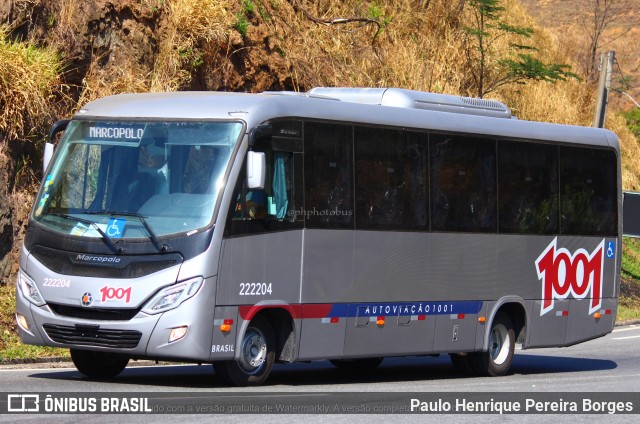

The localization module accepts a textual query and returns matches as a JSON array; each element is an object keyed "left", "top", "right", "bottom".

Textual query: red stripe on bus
[{"left": 238, "top": 304, "right": 333, "bottom": 320}]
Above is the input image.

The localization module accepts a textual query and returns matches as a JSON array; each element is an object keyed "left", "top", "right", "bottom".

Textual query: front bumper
[{"left": 15, "top": 275, "right": 217, "bottom": 362}]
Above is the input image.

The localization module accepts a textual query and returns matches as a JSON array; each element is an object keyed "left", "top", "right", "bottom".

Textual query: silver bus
[{"left": 15, "top": 88, "right": 621, "bottom": 386}]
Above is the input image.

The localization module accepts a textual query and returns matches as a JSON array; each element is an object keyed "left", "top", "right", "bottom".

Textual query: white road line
[
  {"left": 612, "top": 335, "right": 640, "bottom": 340},
  {"left": 612, "top": 326, "right": 639, "bottom": 333}
]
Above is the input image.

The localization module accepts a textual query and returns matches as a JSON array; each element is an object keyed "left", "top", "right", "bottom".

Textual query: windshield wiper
[
  {"left": 47, "top": 212, "right": 125, "bottom": 254},
  {"left": 84, "top": 210, "right": 170, "bottom": 253}
]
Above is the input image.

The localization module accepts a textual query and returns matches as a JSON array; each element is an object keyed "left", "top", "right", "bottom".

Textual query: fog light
[
  {"left": 169, "top": 326, "right": 188, "bottom": 343},
  {"left": 16, "top": 313, "right": 30, "bottom": 332}
]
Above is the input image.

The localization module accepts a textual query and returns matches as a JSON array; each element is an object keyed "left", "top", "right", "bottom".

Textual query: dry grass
[
  {"left": 77, "top": 54, "right": 155, "bottom": 106},
  {"left": 611, "top": 113, "right": 640, "bottom": 191},
  {"left": 0, "top": 25, "right": 63, "bottom": 141},
  {"left": 3, "top": 0, "right": 639, "bottom": 186},
  {"left": 75, "top": 0, "right": 239, "bottom": 101},
  {"left": 151, "top": 0, "right": 238, "bottom": 91},
  {"left": 256, "top": 0, "right": 469, "bottom": 92}
]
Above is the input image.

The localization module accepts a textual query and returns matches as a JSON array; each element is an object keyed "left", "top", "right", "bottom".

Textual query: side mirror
[
  {"left": 44, "top": 119, "right": 70, "bottom": 172},
  {"left": 247, "top": 151, "right": 266, "bottom": 189}
]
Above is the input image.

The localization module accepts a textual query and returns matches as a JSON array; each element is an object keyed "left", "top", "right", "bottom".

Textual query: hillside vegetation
[
  {"left": 520, "top": 0, "right": 640, "bottom": 110},
  {"left": 2, "top": 0, "right": 639, "bottom": 188},
  {"left": 1, "top": 0, "right": 640, "bottom": 358}
]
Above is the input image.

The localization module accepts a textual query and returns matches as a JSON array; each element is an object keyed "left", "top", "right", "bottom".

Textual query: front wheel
[
  {"left": 70, "top": 349, "right": 129, "bottom": 379},
  {"left": 214, "top": 315, "right": 275, "bottom": 386},
  {"left": 472, "top": 311, "right": 515, "bottom": 376}
]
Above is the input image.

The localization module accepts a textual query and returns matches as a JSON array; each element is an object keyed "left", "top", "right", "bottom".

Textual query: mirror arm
[
  {"left": 43, "top": 119, "right": 70, "bottom": 173},
  {"left": 248, "top": 124, "right": 272, "bottom": 147}
]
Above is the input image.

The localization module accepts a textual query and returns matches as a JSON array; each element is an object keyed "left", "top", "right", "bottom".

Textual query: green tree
[
  {"left": 623, "top": 107, "right": 640, "bottom": 139},
  {"left": 463, "top": 0, "right": 578, "bottom": 98}
]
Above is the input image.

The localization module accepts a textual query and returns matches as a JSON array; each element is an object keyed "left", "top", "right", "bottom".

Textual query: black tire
[
  {"left": 449, "top": 353, "right": 477, "bottom": 375},
  {"left": 214, "top": 315, "right": 275, "bottom": 386},
  {"left": 472, "top": 311, "right": 515, "bottom": 376},
  {"left": 330, "top": 357, "right": 383, "bottom": 371},
  {"left": 70, "top": 349, "right": 129, "bottom": 379}
]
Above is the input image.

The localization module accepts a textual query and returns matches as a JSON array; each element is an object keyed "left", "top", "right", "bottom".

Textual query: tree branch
[{"left": 290, "top": 0, "right": 383, "bottom": 46}]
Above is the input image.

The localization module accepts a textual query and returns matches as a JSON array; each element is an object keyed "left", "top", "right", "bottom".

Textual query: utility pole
[{"left": 592, "top": 50, "right": 615, "bottom": 128}]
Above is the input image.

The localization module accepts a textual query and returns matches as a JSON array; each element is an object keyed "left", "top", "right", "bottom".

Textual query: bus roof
[{"left": 75, "top": 89, "right": 619, "bottom": 150}]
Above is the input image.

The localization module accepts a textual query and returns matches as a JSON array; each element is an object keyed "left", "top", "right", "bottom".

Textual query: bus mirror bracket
[
  {"left": 247, "top": 151, "right": 266, "bottom": 189},
  {"left": 44, "top": 119, "right": 70, "bottom": 172},
  {"left": 248, "top": 124, "right": 272, "bottom": 147}
]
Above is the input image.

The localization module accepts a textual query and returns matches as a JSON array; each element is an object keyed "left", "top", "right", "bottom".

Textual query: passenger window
[
  {"left": 355, "top": 127, "right": 428, "bottom": 230},
  {"left": 498, "top": 141, "right": 559, "bottom": 234},
  {"left": 430, "top": 134, "right": 497, "bottom": 232},
  {"left": 304, "top": 122, "right": 354, "bottom": 229},
  {"left": 560, "top": 147, "right": 617, "bottom": 236}
]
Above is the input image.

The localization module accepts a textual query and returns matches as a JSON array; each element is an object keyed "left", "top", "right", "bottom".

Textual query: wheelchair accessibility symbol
[
  {"left": 106, "top": 218, "right": 126, "bottom": 238},
  {"left": 606, "top": 241, "right": 615, "bottom": 259}
]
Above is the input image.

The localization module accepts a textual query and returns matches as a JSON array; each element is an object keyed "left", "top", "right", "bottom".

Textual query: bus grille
[
  {"left": 49, "top": 303, "right": 140, "bottom": 321},
  {"left": 42, "top": 324, "right": 142, "bottom": 349}
]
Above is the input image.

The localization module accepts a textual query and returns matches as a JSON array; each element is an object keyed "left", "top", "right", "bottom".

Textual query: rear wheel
[
  {"left": 214, "top": 315, "right": 275, "bottom": 386},
  {"left": 70, "top": 349, "right": 129, "bottom": 379},
  {"left": 472, "top": 311, "right": 515, "bottom": 376}
]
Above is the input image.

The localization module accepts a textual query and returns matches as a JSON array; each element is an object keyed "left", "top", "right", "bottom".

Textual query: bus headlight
[
  {"left": 17, "top": 270, "right": 45, "bottom": 306},
  {"left": 141, "top": 277, "right": 203, "bottom": 315}
]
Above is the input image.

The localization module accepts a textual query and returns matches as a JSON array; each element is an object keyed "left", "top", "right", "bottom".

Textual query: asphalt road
[{"left": 1, "top": 324, "right": 639, "bottom": 423}]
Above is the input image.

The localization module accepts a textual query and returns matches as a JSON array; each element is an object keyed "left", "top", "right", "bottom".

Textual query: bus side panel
[
  {"left": 427, "top": 233, "right": 498, "bottom": 301},
  {"left": 302, "top": 230, "right": 501, "bottom": 303},
  {"left": 297, "top": 313, "right": 347, "bottom": 360},
  {"left": 565, "top": 298, "right": 616, "bottom": 346},
  {"left": 526, "top": 299, "right": 569, "bottom": 348},
  {"left": 209, "top": 306, "right": 240, "bottom": 361},
  {"left": 474, "top": 302, "right": 490, "bottom": 350},
  {"left": 352, "top": 231, "right": 429, "bottom": 301},
  {"left": 217, "top": 231, "right": 303, "bottom": 306},
  {"left": 301, "top": 230, "right": 355, "bottom": 301},
  {"left": 342, "top": 310, "right": 436, "bottom": 357},
  {"left": 431, "top": 313, "right": 478, "bottom": 354}
]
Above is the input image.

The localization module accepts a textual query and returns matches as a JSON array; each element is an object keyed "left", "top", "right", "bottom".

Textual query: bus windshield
[{"left": 34, "top": 120, "right": 243, "bottom": 239}]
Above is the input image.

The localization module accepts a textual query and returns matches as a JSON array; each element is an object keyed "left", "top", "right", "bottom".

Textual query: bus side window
[
  {"left": 225, "top": 139, "right": 300, "bottom": 236},
  {"left": 304, "top": 122, "right": 354, "bottom": 229},
  {"left": 430, "top": 134, "right": 496, "bottom": 233},
  {"left": 354, "top": 127, "right": 428, "bottom": 230},
  {"left": 560, "top": 146, "right": 617, "bottom": 236},
  {"left": 498, "top": 141, "right": 559, "bottom": 234}
]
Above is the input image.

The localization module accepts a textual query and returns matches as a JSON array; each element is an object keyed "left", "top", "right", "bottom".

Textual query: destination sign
[{"left": 84, "top": 123, "right": 145, "bottom": 141}]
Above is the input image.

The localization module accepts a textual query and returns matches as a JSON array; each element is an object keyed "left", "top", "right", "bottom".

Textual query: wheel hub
[
  {"left": 490, "top": 324, "right": 510, "bottom": 365},
  {"left": 239, "top": 329, "right": 267, "bottom": 373}
]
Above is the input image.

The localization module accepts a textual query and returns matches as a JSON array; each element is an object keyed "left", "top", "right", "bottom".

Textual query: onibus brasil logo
[{"left": 535, "top": 238, "right": 605, "bottom": 316}]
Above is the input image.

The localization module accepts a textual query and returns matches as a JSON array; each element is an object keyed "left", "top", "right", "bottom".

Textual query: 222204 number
[{"left": 239, "top": 282, "right": 273, "bottom": 296}]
